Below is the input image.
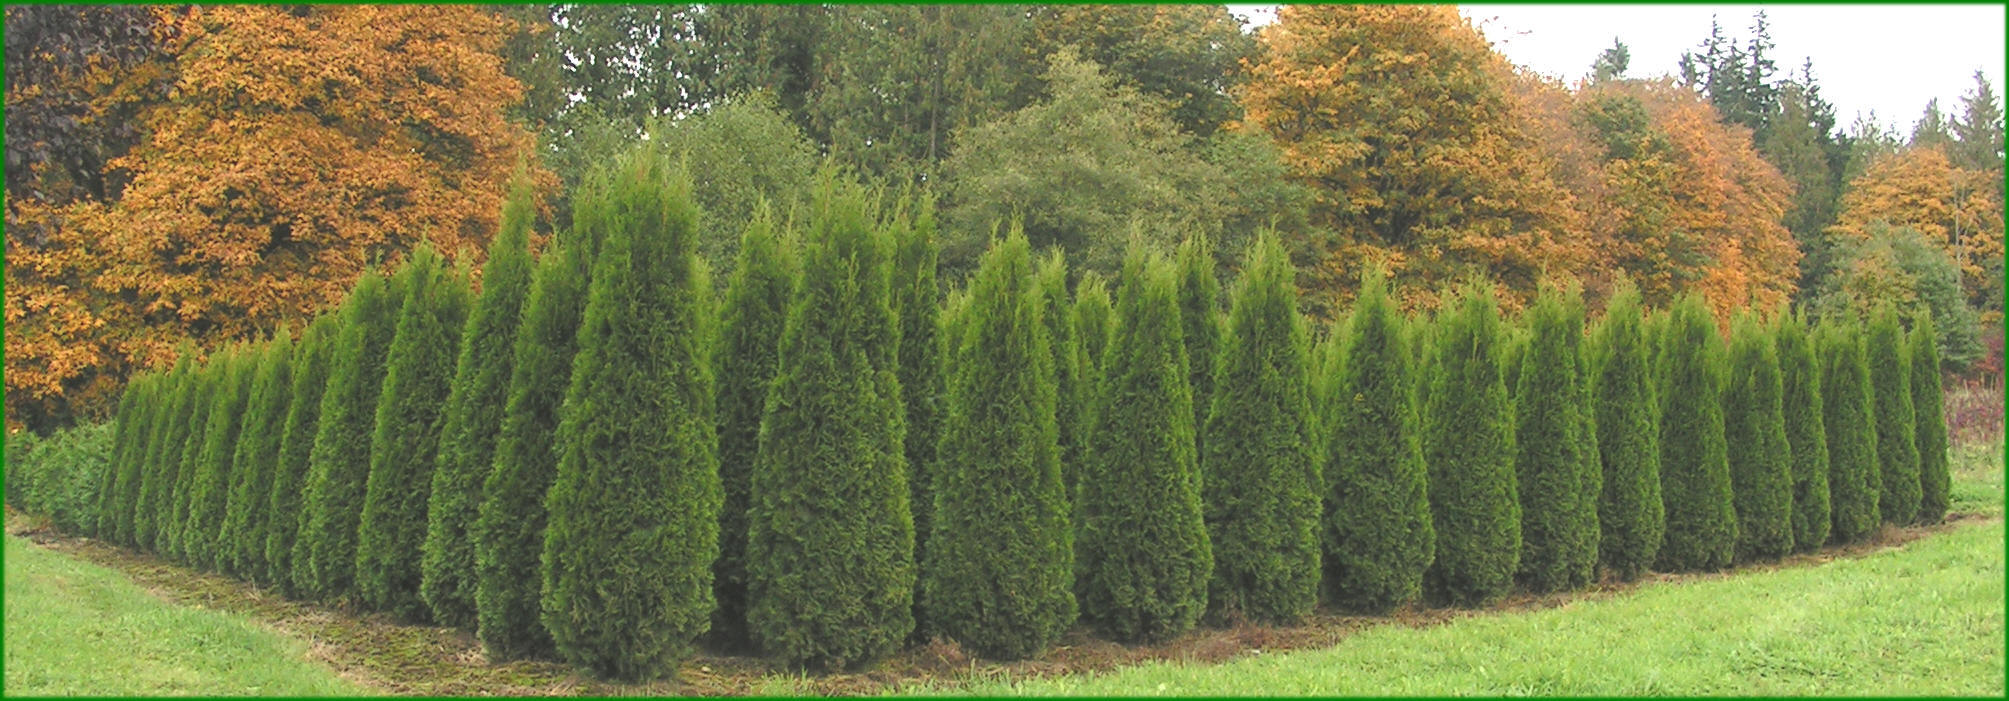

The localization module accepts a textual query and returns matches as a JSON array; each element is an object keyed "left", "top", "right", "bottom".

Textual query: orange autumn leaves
[{"left": 1829, "top": 145, "right": 2004, "bottom": 311}]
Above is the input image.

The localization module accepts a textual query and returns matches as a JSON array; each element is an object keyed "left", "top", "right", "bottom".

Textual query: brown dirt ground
[{"left": 7, "top": 509, "right": 1998, "bottom": 696}]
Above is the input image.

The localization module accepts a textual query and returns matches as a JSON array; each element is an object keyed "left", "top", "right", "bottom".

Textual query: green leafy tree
[
  {"left": 1421, "top": 282, "right": 1519, "bottom": 607},
  {"left": 217, "top": 327, "right": 295, "bottom": 579},
  {"left": 1820, "top": 319, "right": 1881, "bottom": 543},
  {"left": 265, "top": 316, "right": 337, "bottom": 592},
  {"left": 1514, "top": 284, "right": 1599, "bottom": 591},
  {"left": 1588, "top": 281, "right": 1663, "bottom": 580},
  {"left": 1775, "top": 311, "right": 1831, "bottom": 552},
  {"left": 1866, "top": 306, "right": 1921, "bottom": 526},
  {"left": 1911, "top": 314, "right": 1951, "bottom": 524},
  {"left": 1654, "top": 295, "right": 1736, "bottom": 572},
  {"left": 1724, "top": 312, "right": 1794, "bottom": 561},
  {"left": 1814, "top": 223, "right": 1981, "bottom": 370}
]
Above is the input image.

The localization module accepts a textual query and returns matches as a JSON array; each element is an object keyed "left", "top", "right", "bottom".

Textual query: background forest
[{"left": 7, "top": 4, "right": 2003, "bottom": 434}]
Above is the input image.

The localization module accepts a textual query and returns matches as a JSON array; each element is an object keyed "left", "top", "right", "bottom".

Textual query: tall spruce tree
[
  {"left": 422, "top": 179, "right": 538, "bottom": 630},
  {"left": 1821, "top": 319, "right": 1882, "bottom": 543},
  {"left": 1911, "top": 314, "right": 1951, "bottom": 523},
  {"left": 1176, "top": 235, "right": 1224, "bottom": 478},
  {"left": 745, "top": 179, "right": 915, "bottom": 670},
  {"left": 1867, "top": 306, "right": 1922, "bottom": 526},
  {"left": 1075, "top": 245, "right": 1212, "bottom": 642},
  {"left": 1588, "top": 283, "right": 1664, "bottom": 579},
  {"left": 265, "top": 316, "right": 336, "bottom": 592},
  {"left": 1514, "top": 284, "right": 1599, "bottom": 591},
  {"left": 1421, "top": 281, "right": 1520, "bottom": 607},
  {"left": 1655, "top": 295, "right": 1736, "bottom": 572},
  {"left": 1322, "top": 266, "right": 1432, "bottom": 612},
  {"left": 1068, "top": 272, "right": 1114, "bottom": 495},
  {"left": 539, "top": 154, "right": 721, "bottom": 681},
  {"left": 1724, "top": 312, "right": 1794, "bottom": 561},
  {"left": 1775, "top": 310, "right": 1831, "bottom": 552},
  {"left": 1201, "top": 235, "right": 1321, "bottom": 624},
  {"left": 133, "top": 349, "right": 197, "bottom": 552},
  {"left": 890, "top": 202, "right": 942, "bottom": 612},
  {"left": 218, "top": 327, "right": 295, "bottom": 579},
  {"left": 922, "top": 230, "right": 1075, "bottom": 660}
]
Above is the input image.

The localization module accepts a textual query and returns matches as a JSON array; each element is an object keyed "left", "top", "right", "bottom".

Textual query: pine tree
[
  {"left": 1912, "top": 314, "right": 1951, "bottom": 523},
  {"left": 922, "top": 230, "right": 1075, "bottom": 660},
  {"left": 162, "top": 355, "right": 223, "bottom": 561},
  {"left": 1654, "top": 295, "right": 1736, "bottom": 572},
  {"left": 1420, "top": 282, "right": 1520, "bottom": 606},
  {"left": 708, "top": 208, "right": 800, "bottom": 651},
  {"left": 265, "top": 316, "right": 337, "bottom": 592},
  {"left": 1775, "top": 310, "right": 1831, "bottom": 552},
  {"left": 1821, "top": 319, "right": 1882, "bottom": 543},
  {"left": 1513, "top": 283, "right": 1599, "bottom": 591},
  {"left": 1588, "top": 283, "right": 1664, "bottom": 579},
  {"left": 1075, "top": 245, "right": 1211, "bottom": 642},
  {"left": 422, "top": 178, "right": 538, "bottom": 629},
  {"left": 1724, "top": 312, "right": 1793, "bottom": 561},
  {"left": 1176, "top": 235, "right": 1224, "bottom": 478},
  {"left": 746, "top": 178, "right": 914, "bottom": 671},
  {"left": 539, "top": 154, "right": 721, "bottom": 681},
  {"left": 1068, "top": 272, "right": 1114, "bottom": 495},
  {"left": 1867, "top": 306, "right": 1921, "bottom": 525},
  {"left": 295, "top": 266, "right": 408, "bottom": 600},
  {"left": 1201, "top": 235, "right": 1321, "bottom": 624},
  {"left": 1322, "top": 265, "right": 1432, "bottom": 612},
  {"left": 218, "top": 327, "right": 295, "bottom": 579},
  {"left": 132, "top": 350, "right": 196, "bottom": 552},
  {"left": 890, "top": 202, "right": 942, "bottom": 619}
]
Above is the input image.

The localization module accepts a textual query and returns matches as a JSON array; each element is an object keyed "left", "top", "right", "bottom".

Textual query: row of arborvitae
[{"left": 80, "top": 150, "right": 1954, "bottom": 682}]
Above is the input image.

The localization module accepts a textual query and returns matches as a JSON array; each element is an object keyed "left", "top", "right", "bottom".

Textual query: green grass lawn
[{"left": 4, "top": 534, "right": 366, "bottom": 696}]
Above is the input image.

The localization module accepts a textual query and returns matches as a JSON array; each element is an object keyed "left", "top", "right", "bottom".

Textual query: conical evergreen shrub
[
  {"left": 163, "top": 355, "right": 224, "bottom": 561},
  {"left": 1724, "top": 312, "right": 1793, "bottom": 561},
  {"left": 265, "top": 316, "right": 337, "bottom": 592},
  {"left": 1075, "top": 245, "right": 1211, "bottom": 643},
  {"left": 890, "top": 203, "right": 941, "bottom": 616},
  {"left": 1035, "top": 250, "right": 1082, "bottom": 506},
  {"left": 1322, "top": 266, "right": 1432, "bottom": 612},
  {"left": 94, "top": 374, "right": 146, "bottom": 541},
  {"left": 186, "top": 345, "right": 258, "bottom": 570},
  {"left": 1775, "top": 310, "right": 1830, "bottom": 553},
  {"left": 1821, "top": 319, "right": 1881, "bottom": 543},
  {"left": 1867, "top": 306, "right": 1921, "bottom": 526},
  {"left": 1420, "top": 281, "right": 1520, "bottom": 607},
  {"left": 746, "top": 178, "right": 914, "bottom": 670},
  {"left": 1068, "top": 272, "right": 1114, "bottom": 495},
  {"left": 1654, "top": 295, "right": 1735, "bottom": 573},
  {"left": 1176, "top": 235, "right": 1223, "bottom": 478},
  {"left": 922, "top": 230, "right": 1075, "bottom": 660},
  {"left": 101, "top": 373, "right": 161, "bottom": 546},
  {"left": 134, "top": 350, "right": 197, "bottom": 552},
  {"left": 1587, "top": 282, "right": 1663, "bottom": 579},
  {"left": 1912, "top": 314, "right": 1951, "bottom": 524},
  {"left": 218, "top": 328, "right": 295, "bottom": 578},
  {"left": 422, "top": 178, "right": 538, "bottom": 630},
  {"left": 1513, "top": 283, "right": 1598, "bottom": 592}
]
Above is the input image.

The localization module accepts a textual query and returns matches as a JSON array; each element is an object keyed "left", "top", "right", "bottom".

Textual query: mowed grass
[{"left": 4, "top": 534, "right": 365, "bottom": 696}]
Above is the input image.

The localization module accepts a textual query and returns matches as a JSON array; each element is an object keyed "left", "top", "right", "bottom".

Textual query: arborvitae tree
[
  {"left": 94, "top": 374, "right": 146, "bottom": 540},
  {"left": 1513, "top": 284, "right": 1598, "bottom": 592},
  {"left": 746, "top": 179, "right": 914, "bottom": 671},
  {"left": 1175, "top": 235, "right": 1223, "bottom": 477},
  {"left": 1587, "top": 282, "right": 1663, "bottom": 579},
  {"left": 100, "top": 374, "right": 159, "bottom": 545},
  {"left": 162, "top": 356, "right": 223, "bottom": 561},
  {"left": 708, "top": 209, "right": 800, "bottom": 651},
  {"left": 1912, "top": 314, "right": 1951, "bottom": 524},
  {"left": 218, "top": 328, "right": 296, "bottom": 579},
  {"left": 475, "top": 238, "right": 593, "bottom": 662},
  {"left": 539, "top": 155, "right": 721, "bottom": 681},
  {"left": 1322, "top": 266, "right": 1432, "bottom": 612},
  {"left": 890, "top": 203, "right": 941, "bottom": 614},
  {"left": 357, "top": 247, "right": 473, "bottom": 620},
  {"left": 421, "top": 179, "right": 538, "bottom": 630},
  {"left": 1867, "top": 306, "right": 1921, "bottom": 525},
  {"left": 1075, "top": 245, "right": 1211, "bottom": 643},
  {"left": 1068, "top": 272, "right": 1114, "bottom": 494},
  {"left": 1775, "top": 310, "right": 1830, "bottom": 553},
  {"left": 1421, "top": 282, "right": 1520, "bottom": 607},
  {"left": 265, "top": 316, "right": 337, "bottom": 592},
  {"left": 295, "top": 266, "right": 408, "bottom": 600},
  {"left": 1724, "top": 312, "right": 1794, "bottom": 561},
  {"left": 922, "top": 230, "right": 1075, "bottom": 660},
  {"left": 133, "top": 350, "right": 196, "bottom": 551},
  {"left": 1199, "top": 236, "right": 1320, "bottom": 624},
  {"left": 185, "top": 345, "right": 258, "bottom": 570},
  {"left": 1035, "top": 250, "right": 1082, "bottom": 507},
  {"left": 1500, "top": 323, "right": 1530, "bottom": 407},
  {"left": 1821, "top": 319, "right": 1881, "bottom": 543},
  {"left": 1655, "top": 295, "right": 1736, "bottom": 573}
]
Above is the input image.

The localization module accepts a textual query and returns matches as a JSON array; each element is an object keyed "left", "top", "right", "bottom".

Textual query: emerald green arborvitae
[
  {"left": 1775, "top": 311, "right": 1830, "bottom": 553},
  {"left": 133, "top": 350, "right": 196, "bottom": 551},
  {"left": 890, "top": 203, "right": 941, "bottom": 618},
  {"left": 1035, "top": 250, "right": 1081, "bottom": 508},
  {"left": 1200, "top": 235, "right": 1320, "bottom": 624},
  {"left": 1866, "top": 306, "right": 1921, "bottom": 526},
  {"left": 1068, "top": 272, "right": 1114, "bottom": 495},
  {"left": 1175, "top": 235, "right": 1223, "bottom": 478},
  {"left": 1421, "top": 282, "right": 1520, "bottom": 607},
  {"left": 921, "top": 230, "right": 1075, "bottom": 660},
  {"left": 709, "top": 209, "right": 799, "bottom": 652},
  {"left": 539, "top": 155, "right": 721, "bottom": 681},
  {"left": 1075, "top": 246, "right": 1211, "bottom": 643},
  {"left": 1513, "top": 284, "right": 1598, "bottom": 592},
  {"left": 1321, "top": 266, "right": 1432, "bottom": 613},
  {"left": 295, "top": 267, "right": 408, "bottom": 600},
  {"left": 357, "top": 247, "right": 472, "bottom": 620},
  {"left": 1587, "top": 283, "right": 1663, "bottom": 580},
  {"left": 94, "top": 375, "right": 145, "bottom": 540},
  {"left": 422, "top": 180, "right": 537, "bottom": 630},
  {"left": 266, "top": 316, "right": 337, "bottom": 592},
  {"left": 1654, "top": 295, "right": 1736, "bottom": 573},
  {"left": 1821, "top": 320, "right": 1881, "bottom": 543},
  {"left": 1500, "top": 323, "right": 1529, "bottom": 407},
  {"left": 1911, "top": 314, "right": 1951, "bottom": 524},
  {"left": 475, "top": 238, "right": 593, "bottom": 662},
  {"left": 186, "top": 346, "right": 257, "bottom": 571},
  {"left": 218, "top": 328, "right": 295, "bottom": 579},
  {"left": 163, "top": 356, "right": 223, "bottom": 561},
  {"left": 1724, "top": 312, "right": 1794, "bottom": 561},
  {"left": 101, "top": 374, "right": 159, "bottom": 545},
  {"left": 746, "top": 179, "right": 914, "bottom": 671}
]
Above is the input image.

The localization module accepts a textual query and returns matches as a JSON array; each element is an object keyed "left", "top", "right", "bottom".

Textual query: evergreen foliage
[
  {"left": 1724, "top": 312, "right": 1794, "bottom": 561},
  {"left": 1587, "top": 283, "right": 1664, "bottom": 579},
  {"left": 183, "top": 345, "right": 257, "bottom": 571},
  {"left": 1821, "top": 319, "right": 1882, "bottom": 543},
  {"left": 218, "top": 328, "right": 295, "bottom": 579},
  {"left": 1512, "top": 284, "right": 1598, "bottom": 591},
  {"left": 265, "top": 316, "right": 337, "bottom": 592},
  {"left": 1034, "top": 250, "right": 1082, "bottom": 507},
  {"left": 890, "top": 202, "right": 942, "bottom": 614},
  {"left": 1654, "top": 295, "right": 1736, "bottom": 573},
  {"left": 1420, "top": 282, "right": 1520, "bottom": 607},
  {"left": 93, "top": 374, "right": 144, "bottom": 541},
  {"left": 101, "top": 373, "right": 161, "bottom": 546},
  {"left": 1911, "top": 314, "right": 1951, "bottom": 524},
  {"left": 1175, "top": 235, "right": 1224, "bottom": 476},
  {"left": 1775, "top": 311, "right": 1831, "bottom": 552},
  {"left": 1866, "top": 306, "right": 1922, "bottom": 526},
  {"left": 1067, "top": 272, "right": 1114, "bottom": 495},
  {"left": 162, "top": 355, "right": 222, "bottom": 561}
]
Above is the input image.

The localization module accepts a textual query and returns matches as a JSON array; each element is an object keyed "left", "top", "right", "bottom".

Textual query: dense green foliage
[
  {"left": 182, "top": 344, "right": 255, "bottom": 571},
  {"left": 8, "top": 422, "right": 111, "bottom": 534},
  {"left": 1911, "top": 315, "right": 1951, "bottom": 524},
  {"left": 1724, "top": 313, "right": 1794, "bottom": 561},
  {"left": 264, "top": 317, "right": 336, "bottom": 593},
  {"left": 1587, "top": 283, "right": 1664, "bottom": 580},
  {"left": 1866, "top": 306, "right": 1922, "bottom": 526},
  {"left": 1176, "top": 234, "right": 1224, "bottom": 478},
  {"left": 1067, "top": 272, "right": 1114, "bottom": 495},
  {"left": 1775, "top": 311, "right": 1831, "bottom": 553},
  {"left": 1421, "top": 283, "right": 1520, "bottom": 607},
  {"left": 161, "top": 354, "right": 221, "bottom": 561},
  {"left": 217, "top": 328, "right": 294, "bottom": 579},
  {"left": 98, "top": 375, "right": 159, "bottom": 546},
  {"left": 1035, "top": 251, "right": 1084, "bottom": 509},
  {"left": 1654, "top": 295, "right": 1736, "bottom": 572},
  {"left": 890, "top": 204, "right": 942, "bottom": 612},
  {"left": 1820, "top": 320, "right": 1882, "bottom": 543},
  {"left": 1513, "top": 286, "right": 1599, "bottom": 591}
]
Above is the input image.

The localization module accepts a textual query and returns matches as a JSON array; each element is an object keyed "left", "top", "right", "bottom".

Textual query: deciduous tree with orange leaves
[{"left": 1828, "top": 145, "right": 2004, "bottom": 314}]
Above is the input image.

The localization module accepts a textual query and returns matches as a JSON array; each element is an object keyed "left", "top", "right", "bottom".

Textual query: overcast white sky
[{"left": 1226, "top": 4, "right": 2007, "bottom": 135}]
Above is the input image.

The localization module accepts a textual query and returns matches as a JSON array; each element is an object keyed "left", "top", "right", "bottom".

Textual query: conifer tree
[
  {"left": 94, "top": 374, "right": 146, "bottom": 540},
  {"left": 922, "top": 230, "right": 1075, "bottom": 659},
  {"left": 1912, "top": 314, "right": 1951, "bottom": 524},
  {"left": 133, "top": 350, "right": 197, "bottom": 552},
  {"left": 539, "top": 154, "right": 721, "bottom": 681},
  {"left": 1724, "top": 312, "right": 1793, "bottom": 561},
  {"left": 1655, "top": 295, "right": 1736, "bottom": 572},
  {"left": 184, "top": 345, "right": 257, "bottom": 570},
  {"left": 1775, "top": 311, "right": 1830, "bottom": 552},
  {"left": 1322, "top": 266, "right": 1432, "bottom": 612},
  {"left": 891, "top": 203, "right": 941, "bottom": 600},
  {"left": 1867, "top": 306, "right": 1922, "bottom": 526},
  {"left": 1176, "top": 235, "right": 1224, "bottom": 475},
  {"left": 100, "top": 373, "right": 160, "bottom": 545},
  {"left": 1421, "top": 281, "right": 1520, "bottom": 607},
  {"left": 1068, "top": 272, "right": 1114, "bottom": 494},
  {"left": 162, "top": 356, "right": 223, "bottom": 561},
  {"left": 265, "top": 316, "right": 337, "bottom": 592},
  {"left": 1513, "top": 283, "right": 1598, "bottom": 591},
  {"left": 422, "top": 179, "right": 538, "bottom": 629},
  {"left": 1035, "top": 250, "right": 1083, "bottom": 506},
  {"left": 1075, "top": 245, "right": 1211, "bottom": 642},
  {"left": 1821, "top": 319, "right": 1882, "bottom": 543},
  {"left": 746, "top": 178, "right": 914, "bottom": 670},
  {"left": 1588, "top": 282, "right": 1663, "bottom": 579},
  {"left": 219, "top": 328, "right": 296, "bottom": 578}
]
